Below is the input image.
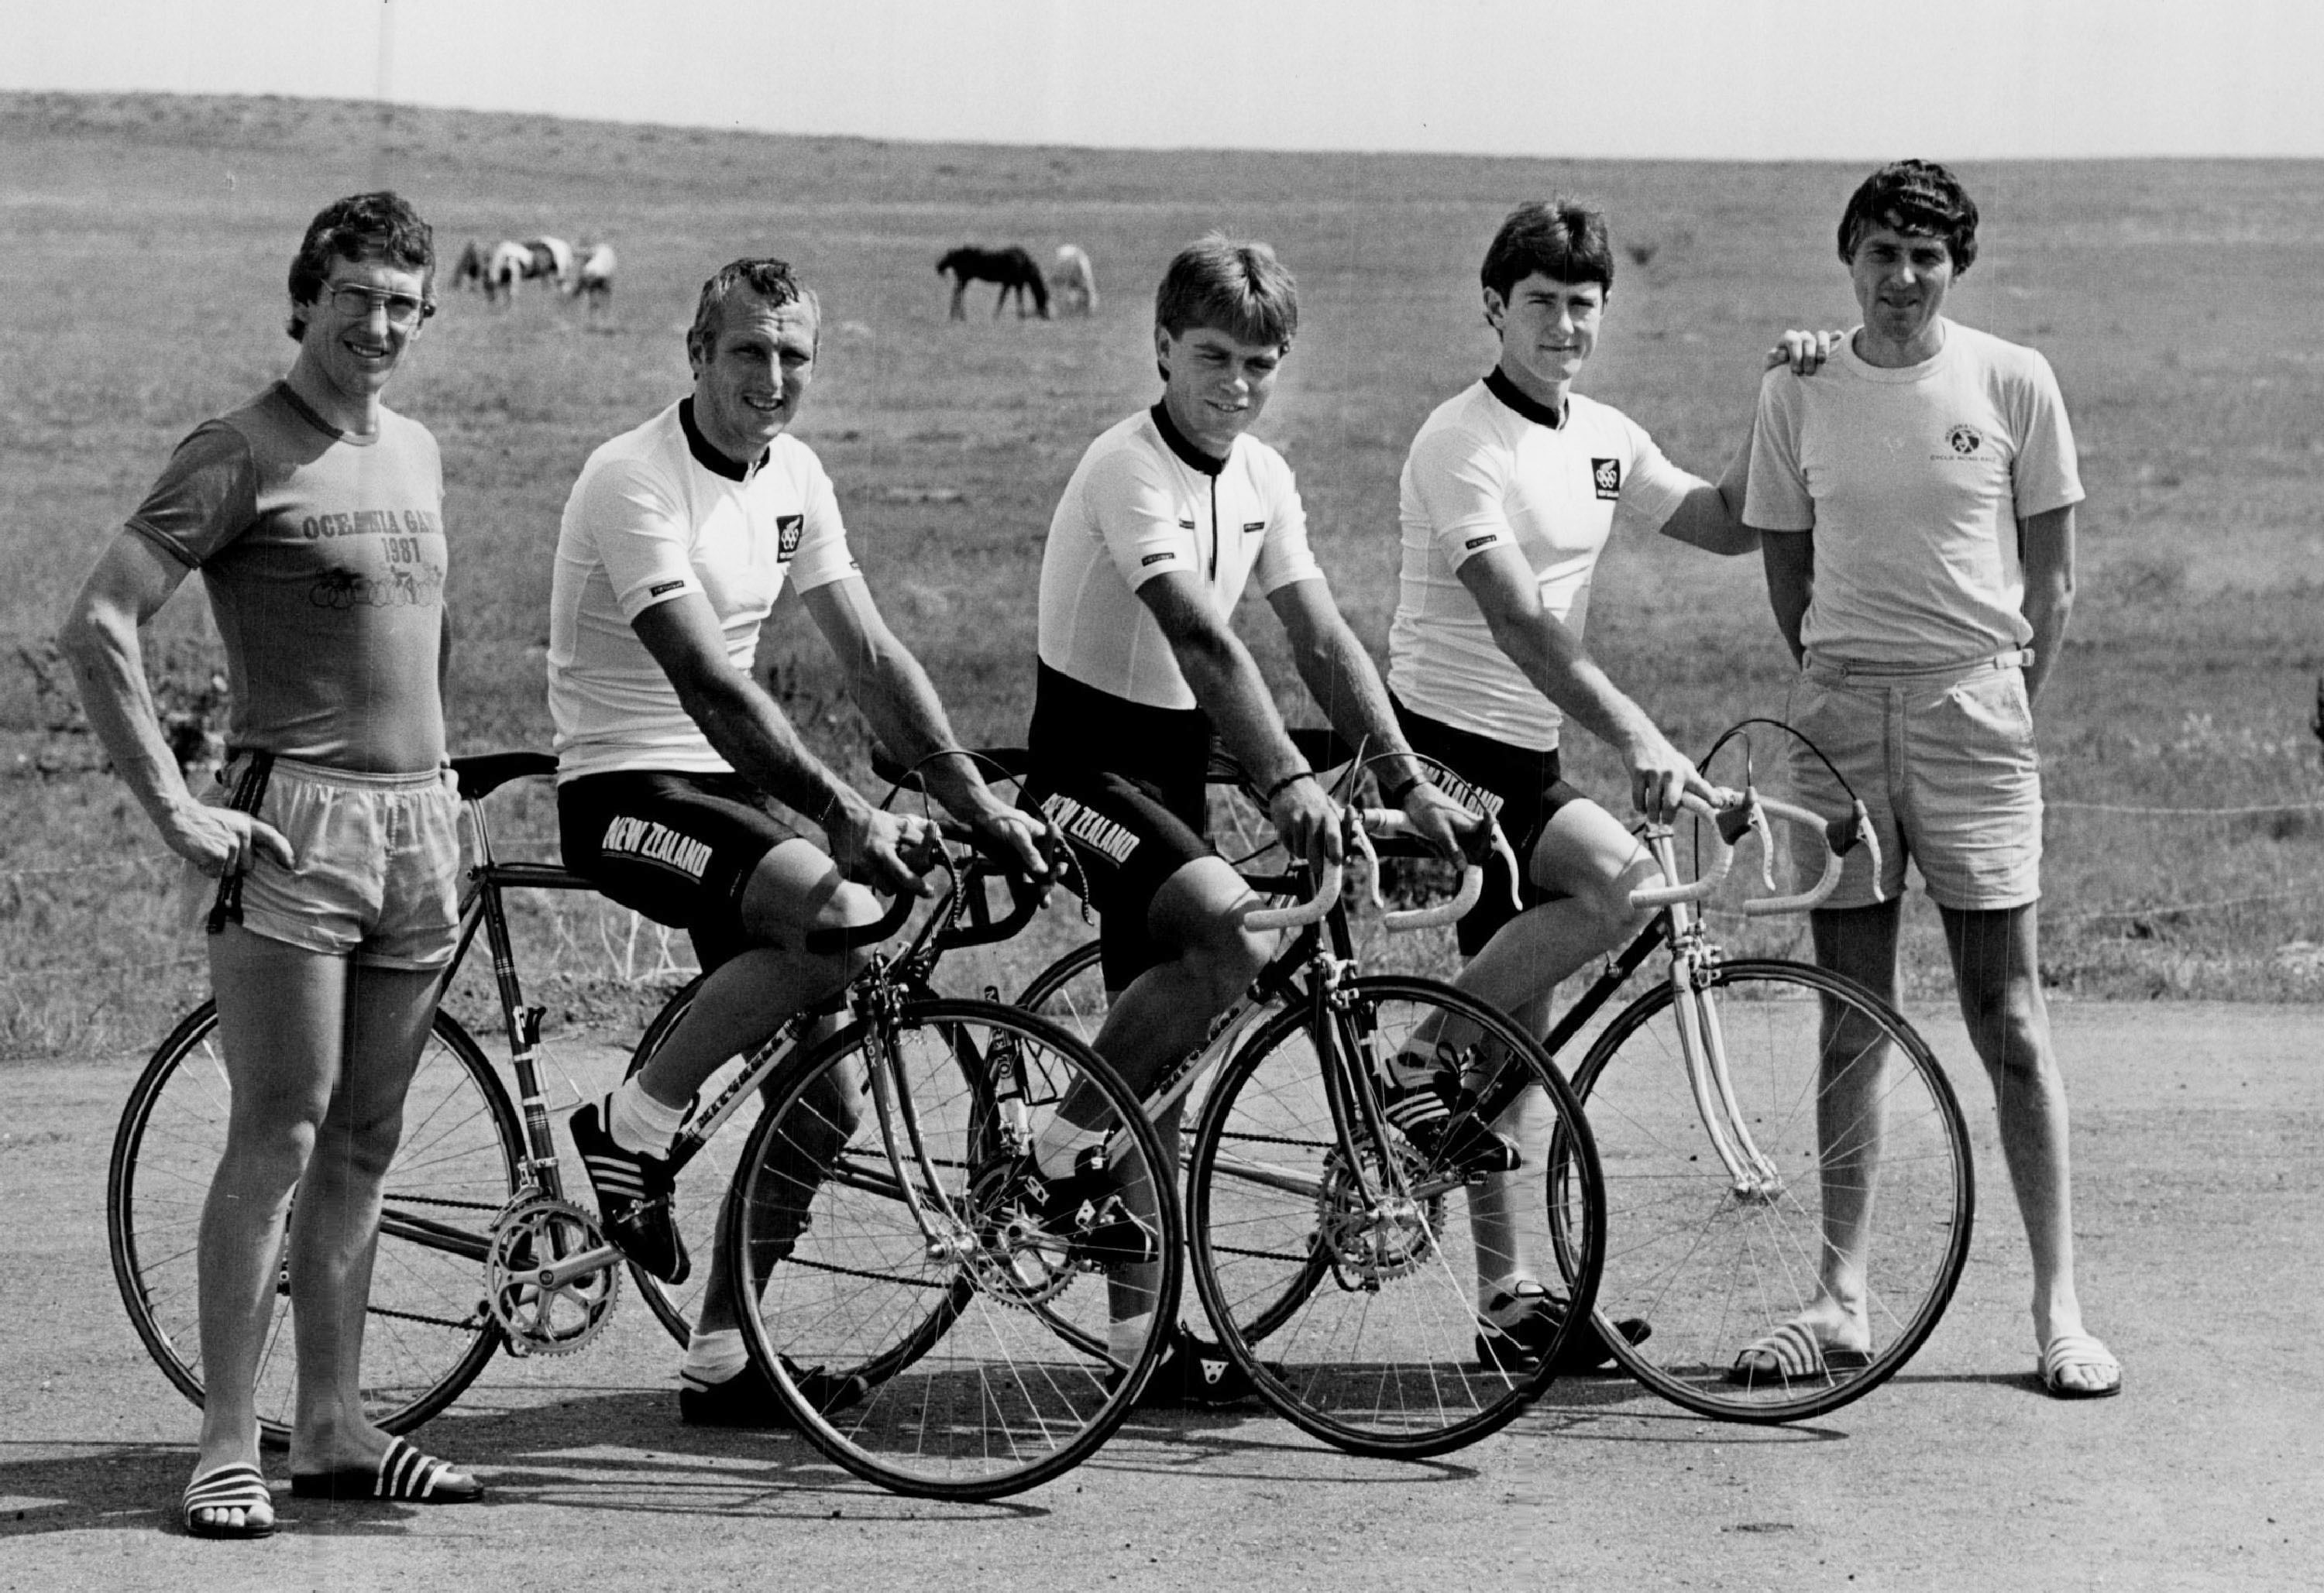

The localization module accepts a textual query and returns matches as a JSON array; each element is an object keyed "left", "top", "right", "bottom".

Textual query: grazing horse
[
  {"left": 483, "top": 240, "right": 529, "bottom": 303},
  {"left": 450, "top": 240, "right": 489, "bottom": 294},
  {"left": 937, "top": 245, "right": 1050, "bottom": 320},
  {"left": 523, "top": 235, "right": 574, "bottom": 291},
  {"left": 570, "top": 241, "right": 617, "bottom": 313},
  {"left": 1049, "top": 244, "right": 1098, "bottom": 316}
]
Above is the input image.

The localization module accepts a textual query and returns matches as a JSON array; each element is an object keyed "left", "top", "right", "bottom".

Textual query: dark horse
[{"left": 937, "top": 245, "right": 1050, "bottom": 320}]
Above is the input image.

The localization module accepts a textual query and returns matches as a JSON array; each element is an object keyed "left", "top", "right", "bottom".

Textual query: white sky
[{"left": 6, "top": 0, "right": 2322, "bottom": 160}]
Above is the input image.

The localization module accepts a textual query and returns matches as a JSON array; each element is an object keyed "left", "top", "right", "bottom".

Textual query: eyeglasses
[{"left": 323, "top": 283, "right": 435, "bottom": 327}]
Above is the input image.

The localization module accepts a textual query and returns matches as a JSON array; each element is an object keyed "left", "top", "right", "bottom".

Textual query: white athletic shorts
[{"left": 1784, "top": 649, "right": 2042, "bottom": 914}]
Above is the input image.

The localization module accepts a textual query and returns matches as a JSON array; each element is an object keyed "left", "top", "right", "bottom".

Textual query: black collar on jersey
[
  {"left": 1484, "top": 367, "right": 1567, "bottom": 431},
  {"left": 679, "top": 397, "right": 769, "bottom": 481},
  {"left": 271, "top": 380, "right": 373, "bottom": 446},
  {"left": 1149, "top": 401, "right": 1227, "bottom": 478}
]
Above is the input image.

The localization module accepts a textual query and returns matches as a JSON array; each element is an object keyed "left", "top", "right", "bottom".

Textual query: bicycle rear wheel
[
  {"left": 1569, "top": 959, "right": 1973, "bottom": 1423},
  {"left": 108, "top": 1003, "right": 520, "bottom": 1444},
  {"left": 728, "top": 998, "right": 1179, "bottom": 1499},
  {"left": 1187, "top": 974, "right": 1606, "bottom": 1459}
]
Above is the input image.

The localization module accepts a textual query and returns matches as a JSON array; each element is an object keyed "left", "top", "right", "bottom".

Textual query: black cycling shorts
[
  {"left": 558, "top": 769, "right": 809, "bottom": 971},
  {"left": 1027, "top": 664, "right": 1218, "bottom": 990},
  {"left": 1393, "top": 697, "right": 1586, "bottom": 956}
]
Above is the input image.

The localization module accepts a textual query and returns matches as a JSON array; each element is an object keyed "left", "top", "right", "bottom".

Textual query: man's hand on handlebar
[
  {"left": 957, "top": 798, "right": 1055, "bottom": 900},
  {"left": 826, "top": 790, "right": 944, "bottom": 898},
  {"left": 1401, "top": 781, "right": 1484, "bottom": 860},
  {"left": 1267, "top": 774, "right": 1343, "bottom": 874},
  {"left": 1620, "top": 726, "right": 1734, "bottom": 825}
]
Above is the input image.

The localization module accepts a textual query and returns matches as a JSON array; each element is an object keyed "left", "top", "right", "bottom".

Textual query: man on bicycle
[
  {"left": 1024, "top": 234, "right": 1479, "bottom": 1402},
  {"left": 1748, "top": 162, "right": 2116, "bottom": 1399},
  {"left": 551, "top": 256, "right": 1046, "bottom": 1426},
  {"left": 1387, "top": 198, "right": 1787, "bottom": 1376}
]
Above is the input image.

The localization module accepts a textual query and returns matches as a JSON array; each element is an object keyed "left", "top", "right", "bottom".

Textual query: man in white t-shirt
[
  {"left": 548, "top": 257, "right": 1045, "bottom": 1425},
  {"left": 1028, "top": 235, "right": 1479, "bottom": 1402},
  {"left": 1748, "top": 161, "right": 2117, "bottom": 1399},
  {"left": 1387, "top": 198, "right": 1786, "bottom": 1375}
]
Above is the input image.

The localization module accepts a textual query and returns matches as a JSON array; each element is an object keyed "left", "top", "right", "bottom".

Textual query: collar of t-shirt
[
  {"left": 1483, "top": 367, "right": 1567, "bottom": 431},
  {"left": 271, "top": 380, "right": 377, "bottom": 448},
  {"left": 679, "top": 397, "right": 770, "bottom": 482},
  {"left": 1148, "top": 401, "right": 1227, "bottom": 478}
]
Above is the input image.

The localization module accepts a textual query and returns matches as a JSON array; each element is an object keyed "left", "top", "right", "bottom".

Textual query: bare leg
[
  {"left": 696, "top": 1015, "right": 853, "bottom": 1338},
  {"left": 1086, "top": 859, "right": 1270, "bottom": 1338},
  {"left": 631, "top": 839, "right": 877, "bottom": 1109},
  {"left": 282, "top": 960, "right": 447, "bottom": 1475},
  {"left": 1450, "top": 800, "right": 1657, "bottom": 1301},
  {"left": 1939, "top": 901, "right": 2104, "bottom": 1387},
  {"left": 189, "top": 927, "right": 355, "bottom": 1532},
  {"left": 1787, "top": 898, "right": 1904, "bottom": 1351}
]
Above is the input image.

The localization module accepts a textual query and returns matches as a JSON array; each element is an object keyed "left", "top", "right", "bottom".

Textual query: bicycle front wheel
[
  {"left": 727, "top": 998, "right": 1180, "bottom": 1500},
  {"left": 1187, "top": 975, "right": 1607, "bottom": 1459},
  {"left": 108, "top": 1003, "right": 520, "bottom": 1444},
  {"left": 1571, "top": 959, "right": 1973, "bottom": 1423},
  {"left": 1012, "top": 939, "right": 1108, "bottom": 1047}
]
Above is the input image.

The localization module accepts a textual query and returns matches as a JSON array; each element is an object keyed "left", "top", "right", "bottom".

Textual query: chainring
[
  {"left": 963, "top": 1158, "right": 1082, "bottom": 1310},
  {"left": 1317, "top": 1142, "right": 1446, "bottom": 1288},
  {"left": 484, "top": 1195, "right": 621, "bottom": 1357}
]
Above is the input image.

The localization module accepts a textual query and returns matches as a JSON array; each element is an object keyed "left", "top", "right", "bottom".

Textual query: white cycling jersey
[
  {"left": 1037, "top": 404, "right": 1324, "bottom": 712},
  {"left": 548, "top": 399, "right": 860, "bottom": 780},
  {"left": 1388, "top": 375, "right": 1694, "bottom": 752}
]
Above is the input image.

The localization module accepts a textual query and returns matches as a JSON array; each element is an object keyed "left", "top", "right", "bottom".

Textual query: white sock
[
  {"left": 607, "top": 1076, "right": 686, "bottom": 1157},
  {"left": 1109, "top": 1311, "right": 1157, "bottom": 1368},
  {"left": 681, "top": 1327, "right": 748, "bottom": 1392},
  {"left": 1033, "top": 1114, "right": 1106, "bottom": 1180},
  {"left": 1481, "top": 1272, "right": 1545, "bottom": 1323}
]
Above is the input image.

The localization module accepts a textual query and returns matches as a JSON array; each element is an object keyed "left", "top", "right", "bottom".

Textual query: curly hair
[
  {"left": 687, "top": 258, "right": 820, "bottom": 362},
  {"left": 1480, "top": 198, "right": 1614, "bottom": 300},
  {"left": 285, "top": 191, "right": 435, "bottom": 341},
  {"left": 1837, "top": 160, "right": 1980, "bottom": 275}
]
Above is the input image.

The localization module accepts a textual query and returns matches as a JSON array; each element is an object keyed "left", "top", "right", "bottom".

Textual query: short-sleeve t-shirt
[
  {"left": 1745, "top": 319, "right": 2084, "bottom": 666},
  {"left": 548, "top": 398, "right": 861, "bottom": 780},
  {"left": 125, "top": 382, "right": 448, "bottom": 773},
  {"left": 1037, "top": 403, "right": 1325, "bottom": 712},
  {"left": 1387, "top": 374, "right": 1696, "bottom": 752}
]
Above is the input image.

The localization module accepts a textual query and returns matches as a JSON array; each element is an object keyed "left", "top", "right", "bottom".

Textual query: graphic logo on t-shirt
[
  {"left": 1141, "top": 551, "right": 1176, "bottom": 567},
  {"left": 1590, "top": 458, "right": 1621, "bottom": 500},
  {"left": 648, "top": 579, "right": 686, "bottom": 598},
  {"left": 1464, "top": 534, "right": 1498, "bottom": 551},
  {"left": 1947, "top": 425, "right": 1984, "bottom": 456},
  {"left": 1243, "top": 520, "right": 1267, "bottom": 536},
  {"left": 775, "top": 514, "right": 804, "bottom": 561}
]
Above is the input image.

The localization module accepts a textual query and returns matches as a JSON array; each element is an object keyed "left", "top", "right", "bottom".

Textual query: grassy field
[{"left": 1, "top": 91, "right": 2318, "bottom": 1058}]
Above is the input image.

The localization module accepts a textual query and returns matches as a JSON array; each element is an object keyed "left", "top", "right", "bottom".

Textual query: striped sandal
[
  {"left": 290, "top": 1436, "right": 483, "bottom": 1503},
  {"left": 181, "top": 1462, "right": 276, "bottom": 1540}
]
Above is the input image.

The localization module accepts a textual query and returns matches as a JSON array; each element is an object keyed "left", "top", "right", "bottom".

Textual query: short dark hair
[
  {"left": 1837, "top": 160, "right": 1979, "bottom": 275},
  {"left": 1480, "top": 200, "right": 1614, "bottom": 300},
  {"left": 286, "top": 191, "right": 435, "bottom": 342},
  {"left": 1153, "top": 235, "right": 1298, "bottom": 346},
  {"left": 687, "top": 258, "right": 820, "bottom": 362}
]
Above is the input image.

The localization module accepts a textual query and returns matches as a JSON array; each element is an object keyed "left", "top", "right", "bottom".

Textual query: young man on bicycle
[
  {"left": 1748, "top": 162, "right": 2116, "bottom": 1399},
  {"left": 1025, "top": 235, "right": 1480, "bottom": 1402},
  {"left": 1387, "top": 199, "right": 1794, "bottom": 1375},
  {"left": 549, "top": 256, "right": 1047, "bottom": 1426}
]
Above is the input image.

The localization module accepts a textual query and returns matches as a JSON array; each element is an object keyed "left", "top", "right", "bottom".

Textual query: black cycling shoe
[
  {"left": 1473, "top": 1282, "right": 1652, "bottom": 1375},
  {"left": 679, "top": 1357, "right": 868, "bottom": 1429},
  {"left": 1008, "top": 1147, "right": 1160, "bottom": 1271},
  {"left": 1383, "top": 1073, "right": 1523, "bottom": 1178},
  {"left": 1129, "top": 1332, "right": 1280, "bottom": 1409},
  {"left": 569, "top": 1099, "right": 691, "bottom": 1285}
]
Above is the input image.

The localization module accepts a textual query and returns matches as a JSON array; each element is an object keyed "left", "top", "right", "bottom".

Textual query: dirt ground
[{"left": 2, "top": 1001, "right": 2318, "bottom": 1592}]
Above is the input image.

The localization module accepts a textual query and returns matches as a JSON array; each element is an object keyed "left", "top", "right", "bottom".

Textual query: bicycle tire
[
  {"left": 1012, "top": 938, "right": 1107, "bottom": 1046},
  {"left": 1186, "top": 973, "right": 1607, "bottom": 1459},
  {"left": 1567, "top": 959, "right": 1973, "bottom": 1423},
  {"left": 108, "top": 1001, "right": 521, "bottom": 1445},
  {"left": 727, "top": 998, "right": 1181, "bottom": 1500}
]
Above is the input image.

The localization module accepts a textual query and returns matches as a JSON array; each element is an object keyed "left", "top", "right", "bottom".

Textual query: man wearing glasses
[{"left": 61, "top": 192, "right": 482, "bottom": 1534}]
